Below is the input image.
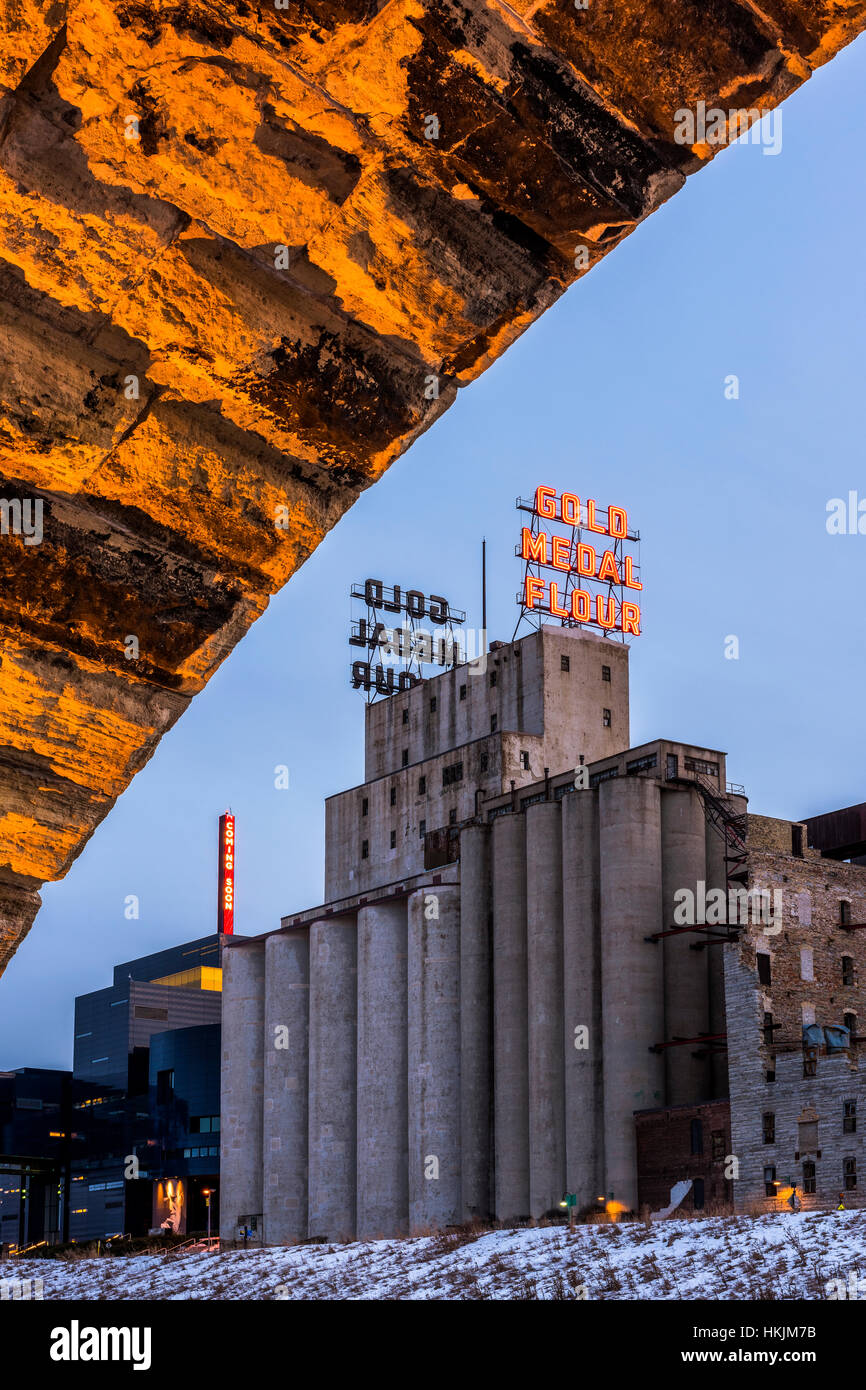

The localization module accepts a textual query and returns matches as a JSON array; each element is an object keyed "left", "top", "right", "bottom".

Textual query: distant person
[{"left": 837, "top": 1193, "right": 846, "bottom": 1211}]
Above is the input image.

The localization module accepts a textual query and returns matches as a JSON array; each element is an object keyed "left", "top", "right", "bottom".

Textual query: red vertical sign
[{"left": 218, "top": 812, "right": 235, "bottom": 935}]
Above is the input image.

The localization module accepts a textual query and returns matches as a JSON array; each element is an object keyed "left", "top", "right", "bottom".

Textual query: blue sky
[{"left": 3, "top": 38, "right": 864, "bottom": 1069}]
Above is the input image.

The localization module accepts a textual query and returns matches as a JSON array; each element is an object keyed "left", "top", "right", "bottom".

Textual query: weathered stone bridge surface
[{"left": 0, "top": 0, "right": 862, "bottom": 972}]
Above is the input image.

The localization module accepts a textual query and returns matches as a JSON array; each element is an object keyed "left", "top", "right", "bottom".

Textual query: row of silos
[{"left": 220, "top": 778, "right": 725, "bottom": 1241}]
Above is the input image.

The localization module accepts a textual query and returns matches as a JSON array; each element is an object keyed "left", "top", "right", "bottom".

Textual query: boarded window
[
  {"left": 762, "top": 1113, "right": 775, "bottom": 1144},
  {"left": 800, "top": 947, "right": 814, "bottom": 982}
]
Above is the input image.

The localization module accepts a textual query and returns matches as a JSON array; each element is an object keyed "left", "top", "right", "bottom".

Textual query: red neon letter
[
  {"left": 621, "top": 601, "right": 641, "bottom": 635},
  {"left": 549, "top": 582, "right": 569, "bottom": 618},
  {"left": 597, "top": 549, "right": 622, "bottom": 584},
  {"left": 596, "top": 595, "right": 616, "bottom": 629},
  {"left": 524, "top": 576, "right": 545, "bottom": 610},
  {"left": 534, "top": 485, "right": 557, "bottom": 519},
  {"left": 576, "top": 543, "right": 596, "bottom": 577},
  {"left": 521, "top": 527, "right": 547, "bottom": 564},
  {"left": 608, "top": 506, "right": 627, "bottom": 538},
  {"left": 624, "top": 555, "right": 642, "bottom": 590},
  {"left": 571, "top": 589, "right": 591, "bottom": 622},
  {"left": 561, "top": 491, "right": 580, "bottom": 525},
  {"left": 586, "top": 499, "right": 606, "bottom": 534},
  {"left": 551, "top": 535, "right": 571, "bottom": 571}
]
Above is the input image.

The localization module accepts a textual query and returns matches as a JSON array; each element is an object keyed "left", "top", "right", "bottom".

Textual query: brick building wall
[
  {"left": 635, "top": 1099, "right": 733, "bottom": 1214},
  {"left": 725, "top": 824, "right": 866, "bottom": 1212}
]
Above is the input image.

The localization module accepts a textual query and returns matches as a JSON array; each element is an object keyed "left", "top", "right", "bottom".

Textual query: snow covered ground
[{"left": 4, "top": 1210, "right": 866, "bottom": 1300}]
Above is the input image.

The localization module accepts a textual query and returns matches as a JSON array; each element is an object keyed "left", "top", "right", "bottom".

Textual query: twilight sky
[{"left": 3, "top": 38, "right": 864, "bottom": 1070}]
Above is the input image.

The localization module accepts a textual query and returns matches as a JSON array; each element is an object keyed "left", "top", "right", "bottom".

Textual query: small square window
[
  {"left": 602, "top": 709, "right": 611, "bottom": 728},
  {"left": 560, "top": 654, "right": 570, "bottom": 672},
  {"left": 361, "top": 797, "right": 368, "bottom": 817},
  {"left": 449, "top": 808, "right": 457, "bottom": 825},
  {"left": 361, "top": 840, "right": 369, "bottom": 859},
  {"left": 490, "top": 714, "right": 498, "bottom": 733},
  {"left": 390, "top": 830, "right": 396, "bottom": 849},
  {"left": 390, "top": 785, "right": 396, "bottom": 806},
  {"left": 602, "top": 665, "right": 611, "bottom": 682},
  {"left": 430, "top": 697, "right": 437, "bottom": 712},
  {"left": 459, "top": 684, "right": 467, "bottom": 701},
  {"left": 402, "top": 749, "right": 408, "bottom": 767},
  {"left": 490, "top": 670, "right": 498, "bottom": 687},
  {"left": 418, "top": 775, "right": 426, "bottom": 795},
  {"left": 402, "top": 707, "right": 409, "bottom": 725},
  {"left": 480, "top": 752, "right": 489, "bottom": 773}
]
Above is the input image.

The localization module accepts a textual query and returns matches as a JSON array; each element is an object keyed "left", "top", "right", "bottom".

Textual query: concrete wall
[
  {"left": 219, "top": 941, "right": 265, "bottom": 1242},
  {"left": 263, "top": 932, "right": 309, "bottom": 1244},
  {"left": 308, "top": 916, "right": 357, "bottom": 1241}
]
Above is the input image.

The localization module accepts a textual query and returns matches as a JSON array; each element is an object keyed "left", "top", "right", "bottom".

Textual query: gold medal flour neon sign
[{"left": 518, "top": 486, "right": 642, "bottom": 636}]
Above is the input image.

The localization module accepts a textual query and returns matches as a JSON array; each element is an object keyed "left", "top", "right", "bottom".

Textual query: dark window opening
[
  {"left": 402, "top": 707, "right": 408, "bottom": 725},
  {"left": 601, "top": 665, "right": 611, "bottom": 681},
  {"left": 442, "top": 762, "right": 464, "bottom": 788},
  {"left": 763, "top": 1011, "right": 775, "bottom": 1046},
  {"left": 842, "top": 956, "right": 854, "bottom": 986},
  {"left": 419, "top": 819, "right": 426, "bottom": 837},
  {"left": 390, "top": 785, "right": 396, "bottom": 806},
  {"left": 490, "top": 715, "right": 498, "bottom": 733},
  {"left": 692, "top": 1178, "right": 705, "bottom": 1210},
  {"left": 418, "top": 775, "right": 426, "bottom": 795},
  {"left": 489, "top": 670, "right": 497, "bottom": 687},
  {"left": 602, "top": 709, "right": 611, "bottom": 728},
  {"left": 690, "top": 1118, "right": 703, "bottom": 1155},
  {"left": 803, "top": 1161, "right": 816, "bottom": 1195},
  {"left": 792, "top": 824, "right": 804, "bottom": 857},
  {"left": 841, "top": 900, "right": 852, "bottom": 926},
  {"left": 459, "top": 684, "right": 467, "bottom": 701},
  {"left": 361, "top": 797, "right": 368, "bottom": 817},
  {"left": 764, "top": 1165, "right": 777, "bottom": 1197},
  {"left": 361, "top": 839, "right": 369, "bottom": 859},
  {"left": 449, "top": 808, "right": 457, "bottom": 826},
  {"left": 757, "top": 953, "right": 771, "bottom": 986},
  {"left": 844, "top": 1158, "right": 857, "bottom": 1190},
  {"left": 401, "top": 749, "right": 408, "bottom": 767},
  {"left": 561, "top": 654, "right": 570, "bottom": 672},
  {"left": 480, "top": 752, "right": 489, "bottom": 773},
  {"left": 762, "top": 1112, "right": 775, "bottom": 1144},
  {"left": 389, "top": 830, "right": 396, "bottom": 849},
  {"left": 430, "top": 697, "right": 437, "bottom": 712},
  {"left": 844, "top": 1100, "right": 857, "bottom": 1134},
  {"left": 520, "top": 751, "right": 530, "bottom": 770},
  {"left": 844, "top": 1012, "right": 857, "bottom": 1038}
]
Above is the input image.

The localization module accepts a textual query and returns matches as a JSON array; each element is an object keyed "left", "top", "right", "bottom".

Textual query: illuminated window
[
  {"left": 361, "top": 840, "right": 369, "bottom": 859},
  {"left": 842, "top": 956, "right": 854, "bottom": 986},
  {"left": 762, "top": 1113, "right": 775, "bottom": 1144},
  {"left": 459, "top": 685, "right": 467, "bottom": 701},
  {"left": 401, "top": 749, "right": 408, "bottom": 767},
  {"left": 390, "top": 830, "right": 396, "bottom": 849},
  {"left": 602, "top": 709, "right": 611, "bottom": 728},
  {"left": 844, "top": 1100, "right": 857, "bottom": 1134},
  {"left": 418, "top": 776, "right": 426, "bottom": 795},
  {"left": 601, "top": 665, "right": 610, "bottom": 681},
  {"left": 390, "top": 785, "right": 396, "bottom": 806},
  {"left": 561, "top": 655, "right": 570, "bottom": 672}
]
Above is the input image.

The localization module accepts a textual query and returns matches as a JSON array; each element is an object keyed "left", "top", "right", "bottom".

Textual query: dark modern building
[{"left": 1, "top": 935, "right": 224, "bottom": 1248}]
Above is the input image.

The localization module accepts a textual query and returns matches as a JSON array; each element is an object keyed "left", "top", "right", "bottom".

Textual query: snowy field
[{"left": 4, "top": 1210, "right": 866, "bottom": 1300}]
